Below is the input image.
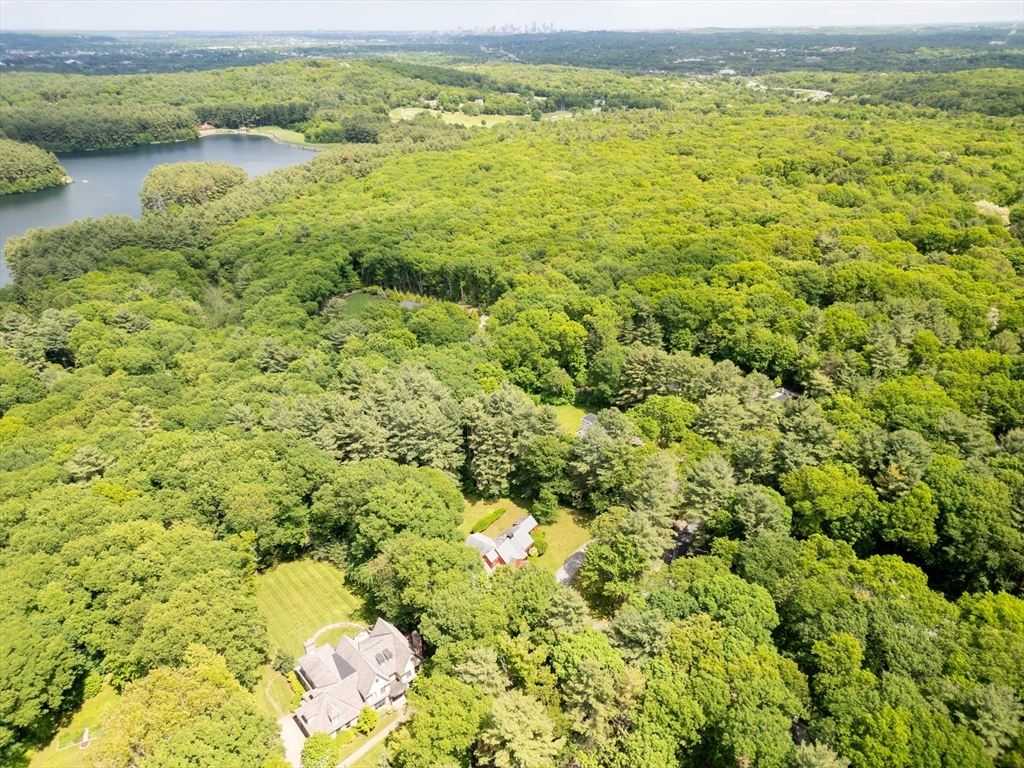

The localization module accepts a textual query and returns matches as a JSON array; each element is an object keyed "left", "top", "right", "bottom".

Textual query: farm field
[{"left": 257, "top": 560, "right": 368, "bottom": 657}]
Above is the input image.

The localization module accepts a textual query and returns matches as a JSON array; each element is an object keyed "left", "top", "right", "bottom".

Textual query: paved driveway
[
  {"left": 555, "top": 540, "right": 593, "bottom": 585},
  {"left": 278, "top": 713, "right": 305, "bottom": 768}
]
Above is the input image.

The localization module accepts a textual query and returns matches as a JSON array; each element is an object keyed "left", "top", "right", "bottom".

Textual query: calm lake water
[{"left": 0, "top": 134, "right": 315, "bottom": 286}]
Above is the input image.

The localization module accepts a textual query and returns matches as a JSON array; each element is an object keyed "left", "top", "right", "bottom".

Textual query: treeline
[
  {"left": 0, "top": 58, "right": 682, "bottom": 153},
  {"left": 771, "top": 68, "right": 1024, "bottom": 118},
  {"left": 0, "top": 136, "right": 67, "bottom": 194},
  {"left": 0, "top": 103, "right": 197, "bottom": 152},
  {"left": 193, "top": 100, "right": 313, "bottom": 129}
]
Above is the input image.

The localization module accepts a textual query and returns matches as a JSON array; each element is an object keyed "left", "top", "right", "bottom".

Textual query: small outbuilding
[{"left": 576, "top": 413, "right": 597, "bottom": 437}]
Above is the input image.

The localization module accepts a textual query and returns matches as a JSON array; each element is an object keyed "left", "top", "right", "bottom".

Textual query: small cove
[{"left": 0, "top": 134, "right": 315, "bottom": 286}]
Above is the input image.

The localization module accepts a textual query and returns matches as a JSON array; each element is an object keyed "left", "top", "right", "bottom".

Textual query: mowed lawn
[
  {"left": 350, "top": 740, "right": 387, "bottom": 768},
  {"left": 254, "top": 664, "right": 293, "bottom": 721},
  {"left": 257, "top": 560, "right": 368, "bottom": 657},
  {"left": 29, "top": 682, "right": 119, "bottom": 768},
  {"left": 553, "top": 404, "right": 587, "bottom": 435},
  {"left": 534, "top": 507, "right": 593, "bottom": 575},
  {"left": 461, "top": 498, "right": 592, "bottom": 574},
  {"left": 249, "top": 125, "right": 309, "bottom": 143}
]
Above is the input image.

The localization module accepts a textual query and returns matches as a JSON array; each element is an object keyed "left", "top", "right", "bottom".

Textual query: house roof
[
  {"left": 296, "top": 643, "right": 358, "bottom": 689},
  {"left": 576, "top": 413, "right": 598, "bottom": 436},
  {"left": 466, "top": 532, "right": 496, "bottom": 557},
  {"left": 295, "top": 617, "right": 417, "bottom": 733}
]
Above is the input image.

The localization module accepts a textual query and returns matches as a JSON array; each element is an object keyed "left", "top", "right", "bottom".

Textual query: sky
[{"left": 0, "top": 0, "right": 1021, "bottom": 33}]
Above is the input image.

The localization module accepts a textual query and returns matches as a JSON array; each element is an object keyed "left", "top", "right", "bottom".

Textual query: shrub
[
  {"left": 472, "top": 508, "right": 505, "bottom": 533},
  {"left": 301, "top": 732, "right": 338, "bottom": 768},
  {"left": 336, "top": 728, "right": 354, "bottom": 746},
  {"left": 357, "top": 705, "right": 379, "bottom": 734},
  {"left": 532, "top": 529, "right": 549, "bottom": 556},
  {"left": 272, "top": 647, "right": 295, "bottom": 675},
  {"left": 82, "top": 671, "right": 103, "bottom": 700}
]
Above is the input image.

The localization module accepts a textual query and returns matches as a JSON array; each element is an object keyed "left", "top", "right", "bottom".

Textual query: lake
[{"left": 0, "top": 134, "right": 316, "bottom": 286}]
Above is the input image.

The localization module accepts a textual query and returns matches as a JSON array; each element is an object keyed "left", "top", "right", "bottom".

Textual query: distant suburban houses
[
  {"left": 465, "top": 514, "right": 539, "bottom": 574},
  {"left": 293, "top": 618, "right": 420, "bottom": 737}
]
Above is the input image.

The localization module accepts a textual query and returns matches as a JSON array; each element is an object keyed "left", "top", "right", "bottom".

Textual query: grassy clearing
[
  {"left": 249, "top": 125, "right": 308, "bottom": 144},
  {"left": 257, "top": 560, "right": 367, "bottom": 658},
  {"left": 553, "top": 404, "right": 587, "bottom": 435},
  {"left": 535, "top": 507, "right": 593, "bottom": 575},
  {"left": 390, "top": 107, "right": 531, "bottom": 127},
  {"left": 337, "top": 710, "right": 399, "bottom": 763},
  {"left": 254, "top": 665, "right": 293, "bottom": 720},
  {"left": 460, "top": 498, "right": 592, "bottom": 573},
  {"left": 28, "top": 683, "right": 119, "bottom": 768},
  {"left": 460, "top": 497, "right": 529, "bottom": 536},
  {"left": 339, "top": 291, "right": 382, "bottom": 317}
]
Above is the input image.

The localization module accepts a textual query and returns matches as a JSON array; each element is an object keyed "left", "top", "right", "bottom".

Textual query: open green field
[
  {"left": 460, "top": 497, "right": 529, "bottom": 536},
  {"left": 339, "top": 291, "right": 383, "bottom": 317},
  {"left": 28, "top": 683, "right": 119, "bottom": 768},
  {"left": 249, "top": 125, "right": 310, "bottom": 144},
  {"left": 390, "top": 107, "right": 531, "bottom": 127},
  {"left": 553, "top": 404, "right": 587, "bottom": 435},
  {"left": 257, "top": 560, "right": 368, "bottom": 657},
  {"left": 460, "top": 498, "right": 591, "bottom": 573}
]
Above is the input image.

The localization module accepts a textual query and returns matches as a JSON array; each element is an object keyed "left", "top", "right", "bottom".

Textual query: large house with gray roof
[
  {"left": 292, "top": 618, "right": 420, "bottom": 737},
  {"left": 465, "top": 514, "right": 538, "bottom": 574}
]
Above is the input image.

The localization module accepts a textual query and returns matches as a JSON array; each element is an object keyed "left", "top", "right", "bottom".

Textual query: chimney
[
  {"left": 303, "top": 639, "right": 316, "bottom": 655},
  {"left": 410, "top": 630, "right": 424, "bottom": 658}
]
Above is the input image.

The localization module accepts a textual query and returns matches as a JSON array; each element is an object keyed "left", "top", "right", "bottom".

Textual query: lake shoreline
[{"left": 1, "top": 133, "right": 313, "bottom": 287}]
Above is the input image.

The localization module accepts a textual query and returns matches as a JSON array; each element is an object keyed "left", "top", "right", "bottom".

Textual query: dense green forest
[
  {"left": 0, "top": 137, "right": 67, "bottom": 194},
  {"left": 1, "top": 44, "right": 1023, "bottom": 768},
  {"left": 0, "top": 59, "right": 678, "bottom": 152}
]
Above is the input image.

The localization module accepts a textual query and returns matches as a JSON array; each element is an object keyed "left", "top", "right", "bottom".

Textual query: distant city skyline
[{"left": 0, "top": 0, "right": 1021, "bottom": 33}]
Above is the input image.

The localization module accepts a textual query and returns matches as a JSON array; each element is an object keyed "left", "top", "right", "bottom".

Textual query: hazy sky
[{"left": 1, "top": 1, "right": 1021, "bottom": 33}]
